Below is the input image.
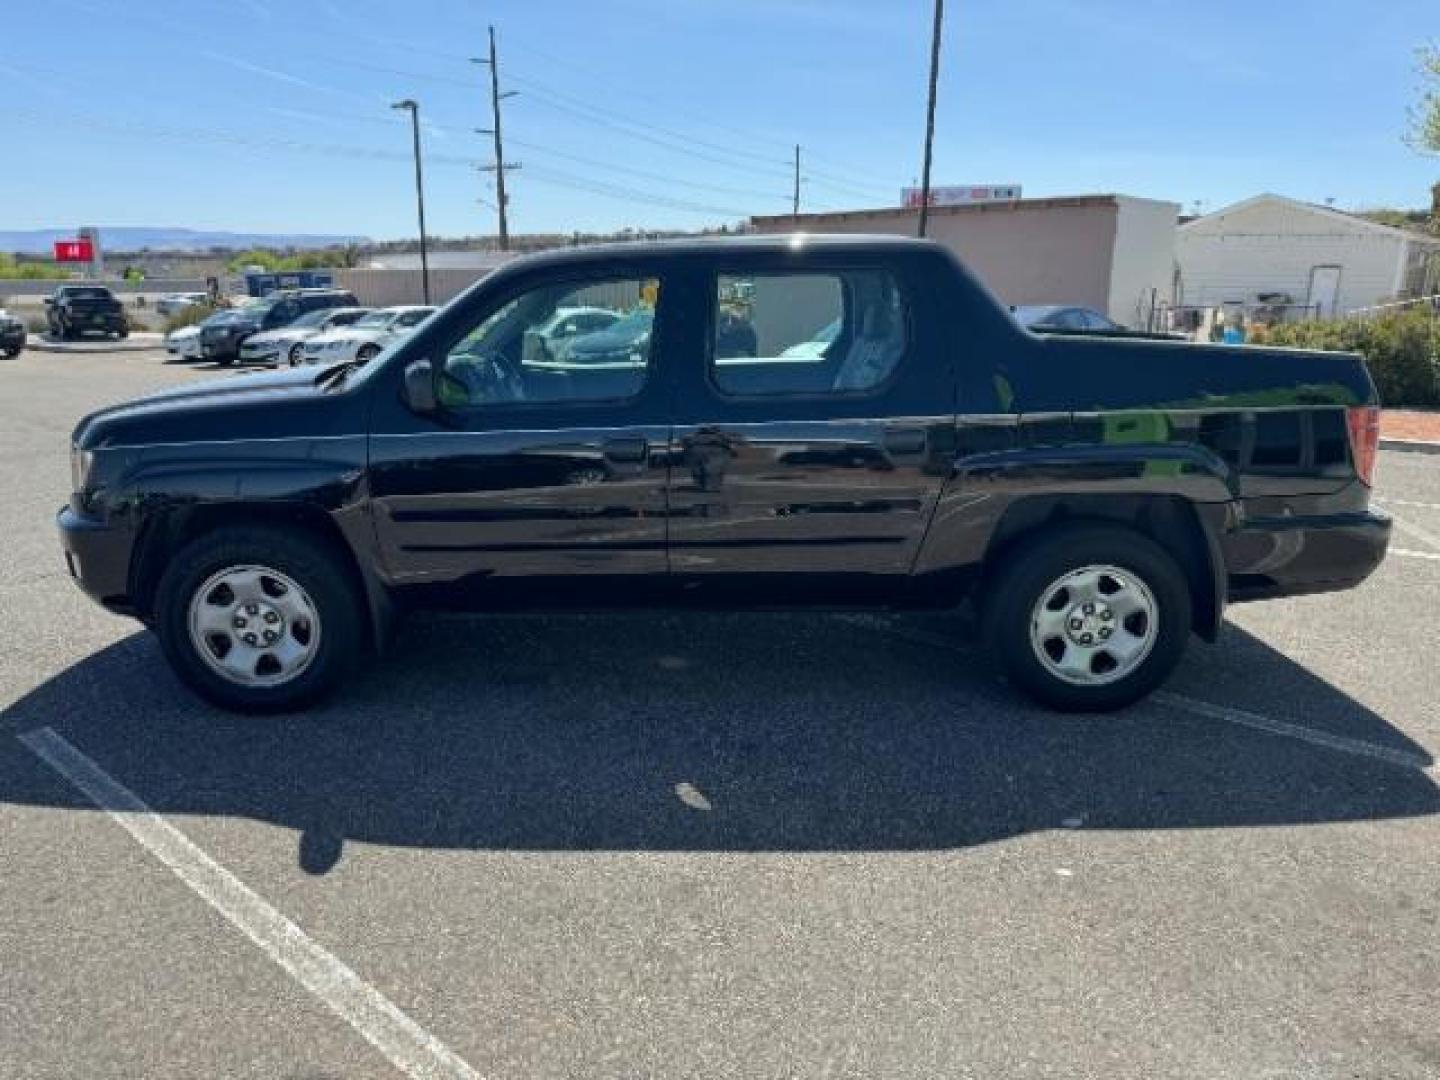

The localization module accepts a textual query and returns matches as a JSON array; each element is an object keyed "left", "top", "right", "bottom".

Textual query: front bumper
[
  {"left": 69, "top": 312, "right": 126, "bottom": 332},
  {"left": 202, "top": 338, "right": 240, "bottom": 359},
  {"left": 1223, "top": 510, "right": 1392, "bottom": 602},
  {"left": 239, "top": 342, "right": 279, "bottom": 363},
  {"left": 57, "top": 504, "right": 137, "bottom": 614}
]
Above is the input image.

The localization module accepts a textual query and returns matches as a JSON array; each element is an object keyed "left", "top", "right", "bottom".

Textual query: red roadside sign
[{"left": 54, "top": 239, "right": 94, "bottom": 262}]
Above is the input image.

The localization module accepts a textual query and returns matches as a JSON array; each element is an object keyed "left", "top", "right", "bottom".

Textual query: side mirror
[{"left": 402, "top": 358, "right": 438, "bottom": 415}]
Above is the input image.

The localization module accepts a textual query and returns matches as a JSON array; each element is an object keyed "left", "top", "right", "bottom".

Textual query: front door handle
[
  {"left": 883, "top": 427, "right": 927, "bottom": 455},
  {"left": 602, "top": 437, "right": 649, "bottom": 463}
]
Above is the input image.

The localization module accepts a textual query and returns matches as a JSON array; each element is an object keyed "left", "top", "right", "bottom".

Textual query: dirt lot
[{"left": 2, "top": 347, "right": 1438, "bottom": 1079}]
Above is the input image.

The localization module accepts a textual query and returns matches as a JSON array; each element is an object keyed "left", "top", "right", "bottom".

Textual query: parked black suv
[
  {"left": 59, "top": 236, "right": 1390, "bottom": 713},
  {"left": 45, "top": 285, "right": 127, "bottom": 340},
  {"left": 199, "top": 287, "right": 358, "bottom": 365}
]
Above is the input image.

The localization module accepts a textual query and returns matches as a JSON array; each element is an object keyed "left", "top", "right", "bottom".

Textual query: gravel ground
[{"left": 2, "top": 347, "right": 1438, "bottom": 1079}]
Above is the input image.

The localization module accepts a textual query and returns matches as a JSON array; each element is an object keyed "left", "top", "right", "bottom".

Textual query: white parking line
[
  {"left": 1393, "top": 548, "right": 1440, "bottom": 562},
  {"left": 17, "top": 726, "right": 482, "bottom": 1080},
  {"left": 839, "top": 616, "right": 1436, "bottom": 775},
  {"left": 1381, "top": 498, "right": 1440, "bottom": 512},
  {"left": 1152, "top": 693, "right": 1435, "bottom": 774},
  {"left": 1375, "top": 502, "right": 1440, "bottom": 554}
]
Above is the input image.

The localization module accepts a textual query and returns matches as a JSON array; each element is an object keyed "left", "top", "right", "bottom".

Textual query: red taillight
[{"left": 1346, "top": 405, "right": 1380, "bottom": 486}]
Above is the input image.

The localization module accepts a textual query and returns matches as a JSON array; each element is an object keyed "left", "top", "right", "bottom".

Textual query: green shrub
[
  {"left": 163, "top": 303, "right": 214, "bottom": 333},
  {"left": 1260, "top": 308, "right": 1440, "bottom": 409}
]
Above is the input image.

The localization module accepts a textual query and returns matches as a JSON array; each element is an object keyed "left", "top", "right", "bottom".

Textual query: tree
[{"left": 1411, "top": 44, "right": 1440, "bottom": 155}]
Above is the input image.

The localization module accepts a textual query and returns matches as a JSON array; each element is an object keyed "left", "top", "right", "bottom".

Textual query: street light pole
[
  {"left": 391, "top": 98, "right": 431, "bottom": 304},
  {"left": 917, "top": 0, "right": 944, "bottom": 238}
]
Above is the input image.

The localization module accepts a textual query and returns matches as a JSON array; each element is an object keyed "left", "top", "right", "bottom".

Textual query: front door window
[{"left": 440, "top": 277, "right": 661, "bottom": 408}]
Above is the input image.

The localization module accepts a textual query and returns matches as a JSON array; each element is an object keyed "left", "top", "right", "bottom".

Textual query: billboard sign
[
  {"left": 901, "top": 184, "right": 1022, "bottom": 208},
  {"left": 53, "top": 239, "right": 95, "bottom": 262}
]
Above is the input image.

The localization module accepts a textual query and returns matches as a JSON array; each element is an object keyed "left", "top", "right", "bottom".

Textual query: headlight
[{"left": 71, "top": 446, "right": 95, "bottom": 494}]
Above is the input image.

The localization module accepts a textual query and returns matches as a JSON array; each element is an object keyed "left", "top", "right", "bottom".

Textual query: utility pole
[
  {"left": 792, "top": 144, "right": 801, "bottom": 217},
  {"left": 390, "top": 98, "right": 430, "bottom": 304},
  {"left": 472, "top": 26, "right": 520, "bottom": 251},
  {"left": 917, "top": 0, "right": 944, "bottom": 238}
]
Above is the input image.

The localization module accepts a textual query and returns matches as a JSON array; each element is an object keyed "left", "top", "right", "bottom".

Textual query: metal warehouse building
[
  {"left": 751, "top": 194, "right": 1180, "bottom": 328},
  {"left": 1176, "top": 193, "right": 1440, "bottom": 318}
]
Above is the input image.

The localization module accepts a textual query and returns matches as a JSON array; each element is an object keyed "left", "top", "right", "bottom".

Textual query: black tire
[
  {"left": 153, "top": 526, "right": 365, "bottom": 713},
  {"left": 355, "top": 344, "right": 381, "bottom": 364},
  {"left": 288, "top": 343, "right": 304, "bottom": 366},
  {"left": 116, "top": 327, "right": 129, "bottom": 340},
  {"left": 981, "top": 523, "right": 1192, "bottom": 712},
  {"left": 217, "top": 354, "right": 234, "bottom": 367},
  {"left": 3, "top": 348, "right": 19, "bottom": 358}
]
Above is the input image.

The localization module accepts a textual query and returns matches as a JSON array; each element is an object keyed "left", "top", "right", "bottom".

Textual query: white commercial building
[{"left": 1176, "top": 193, "right": 1440, "bottom": 318}]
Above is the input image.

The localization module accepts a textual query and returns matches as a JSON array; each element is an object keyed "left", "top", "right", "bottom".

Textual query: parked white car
[
  {"left": 165, "top": 323, "right": 205, "bottom": 361},
  {"left": 298, "top": 305, "right": 436, "bottom": 366},
  {"left": 155, "top": 292, "right": 210, "bottom": 318},
  {"left": 239, "top": 306, "right": 373, "bottom": 366}
]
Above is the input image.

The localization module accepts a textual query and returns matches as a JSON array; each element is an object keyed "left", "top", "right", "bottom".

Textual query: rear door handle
[
  {"left": 602, "top": 436, "right": 649, "bottom": 463},
  {"left": 883, "top": 427, "right": 928, "bottom": 455}
]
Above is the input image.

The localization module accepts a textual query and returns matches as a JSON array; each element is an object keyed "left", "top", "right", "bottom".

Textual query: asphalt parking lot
[{"left": 2, "top": 347, "right": 1439, "bottom": 1079}]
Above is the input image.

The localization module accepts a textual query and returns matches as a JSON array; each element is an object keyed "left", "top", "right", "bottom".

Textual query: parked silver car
[{"left": 239, "top": 306, "right": 373, "bottom": 366}]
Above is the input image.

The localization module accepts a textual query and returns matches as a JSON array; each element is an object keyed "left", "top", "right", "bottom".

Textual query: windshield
[
  {"left": 290, "top": 309, "right": 332, "bottom": 328},
  {"left": 605, "top": 309, "right": 653, "bottom": 337},
  {"left": 1012, "top": 305, "right": 1061, "bottom": 325},
  {"left": 354, "top": 311, "right": 395, "bottom": 329},
  {"left": 63, "top": 287, "right": 113, "bottom": 300}
]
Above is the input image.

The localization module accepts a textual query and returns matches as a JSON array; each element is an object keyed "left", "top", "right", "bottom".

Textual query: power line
[
  {"left": 502, "top": 70, "right": 793, "bottom": 171},
  {"left": 6, "top": 105, "right": 749, "bottom": 221},
  {"left": 500, "top": 37, "right": 902, "bottom": 188},
  {"left": 296, "top": 8, "right": 901, "bottom": 191}
]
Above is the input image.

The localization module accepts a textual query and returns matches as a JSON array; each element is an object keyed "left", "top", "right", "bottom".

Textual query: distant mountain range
[{"left": 0, "top": 227, "right": 369, "bottom": 254}]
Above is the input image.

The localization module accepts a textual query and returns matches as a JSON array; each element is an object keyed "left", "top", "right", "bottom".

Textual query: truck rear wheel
[
  {"left": 982, "top": 524, "right": 1192, "bottom": 712},
  {"left": 153, "top": 526, "right": 363, "bottom": 713}
]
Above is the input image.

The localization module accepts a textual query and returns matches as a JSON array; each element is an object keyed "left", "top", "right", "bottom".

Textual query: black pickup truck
[
  {"left": 58, "top": 236, "right": 1390, "bottom": 713},
  {"left": 45, "top": 284, "right": 128, "bottom": 340}
]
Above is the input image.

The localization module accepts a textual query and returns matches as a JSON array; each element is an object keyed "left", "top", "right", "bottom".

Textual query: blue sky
[{"left": 2, "top": 0, "right": 1436, "bottom": 240}]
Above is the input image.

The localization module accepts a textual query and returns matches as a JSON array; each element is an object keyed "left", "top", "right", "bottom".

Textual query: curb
[
  {"left": 1380, "top": 438, "right": 1440, "bottom": 456},
  {"left": 25, "top": 334, "right": 166, "bottom": 354}
]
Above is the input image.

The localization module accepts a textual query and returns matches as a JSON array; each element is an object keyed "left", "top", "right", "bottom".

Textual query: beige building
[{"left": 751, "top": 194, "right": 1180, "bottom": 327}]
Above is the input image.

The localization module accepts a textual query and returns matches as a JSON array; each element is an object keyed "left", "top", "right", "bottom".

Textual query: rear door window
[{"left": 708, "top": 269, "right": 906, "bottom": 397}]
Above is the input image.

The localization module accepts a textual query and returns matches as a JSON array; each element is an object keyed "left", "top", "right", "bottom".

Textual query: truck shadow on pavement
[{"left": 1, "top": 612, "right": 1436, "bottom": 875}]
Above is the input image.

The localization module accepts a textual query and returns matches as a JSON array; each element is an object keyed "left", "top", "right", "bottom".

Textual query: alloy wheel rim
[
  {"left": 187, "top": 564, "right": 321, "bottom": 688},
  {"left": 1028, "top": 564, "right": 1158, "bottom": 687}
]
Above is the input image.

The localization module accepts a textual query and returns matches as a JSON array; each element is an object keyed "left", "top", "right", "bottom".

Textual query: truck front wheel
[
  {"left": 153, "top": 526, "right": 363, "bottom": 713},
  {"left": 982, "top": 524, "right": 1192, "bottom": 712}
]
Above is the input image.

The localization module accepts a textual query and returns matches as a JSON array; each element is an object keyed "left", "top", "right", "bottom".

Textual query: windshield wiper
[{"left": 314, "top": 359, "right": 361, "bottom": 388}]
